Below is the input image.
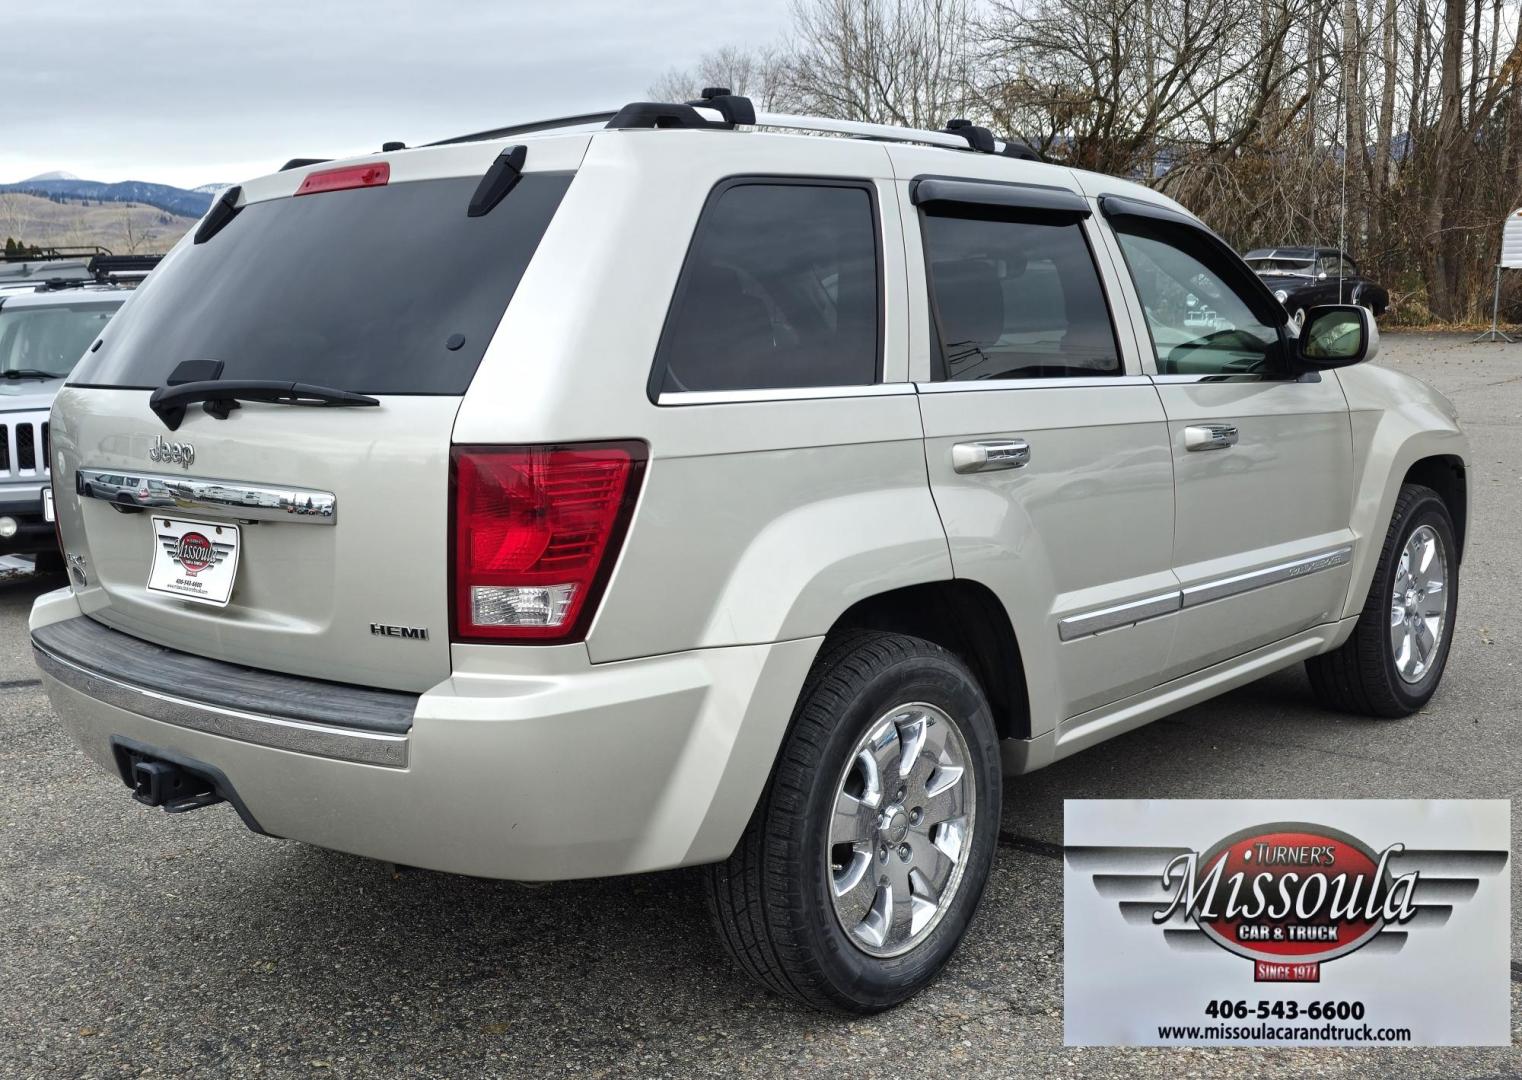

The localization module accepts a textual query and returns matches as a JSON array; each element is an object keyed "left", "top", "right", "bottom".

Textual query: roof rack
[
  {"left": 607, "top": 88, "right": 1045, "bottom": 160},
  {"left": 1, "top": 245, "right": 113, "bottom": 264},
  {"left": 430, "top": 90, "right": 1044, "bottom": 160},
  {"left": 88, "top": 253, "right": 162, "bottom": 282}
]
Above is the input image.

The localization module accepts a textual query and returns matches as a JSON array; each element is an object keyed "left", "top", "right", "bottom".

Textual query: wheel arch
[
  {"left": 1336, "top": 364, "right": 1471, "bottom": 622},
  {"left": 829, "top": 580, "right": 1031, "bottom": 742},
  {"left": 1402, "top": 454, "right": 1467, "bottom": 562}
]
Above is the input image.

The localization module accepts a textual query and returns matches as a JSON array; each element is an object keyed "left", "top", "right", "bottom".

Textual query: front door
[{"left": 1102, "top": 204, "right": 1356, "bottom": 681}]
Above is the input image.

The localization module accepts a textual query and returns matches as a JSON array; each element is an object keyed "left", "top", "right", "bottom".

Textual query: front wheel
[
  {"left": 1306, "top": 484, "right": 1459, "bottom": 716},
  {"left": 705, "top": 630, "right": 1001, "bottom": 1013}
]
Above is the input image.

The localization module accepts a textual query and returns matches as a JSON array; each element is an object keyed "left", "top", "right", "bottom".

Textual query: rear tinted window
[
  {"left": 0, "top": 301, "right": 120, "bottom": 377},
  {"left": 923, "top": 212, "right": 1119, "bottom": 380},
  {"left": 69, "top": 174, "right": 571, "bottom": 394},
  {"left": 654, "top": 180, "right": 880, "bottom": 394}
]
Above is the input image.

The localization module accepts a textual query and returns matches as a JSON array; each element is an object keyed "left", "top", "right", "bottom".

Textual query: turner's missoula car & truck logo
[{"left": 1150, "top": 822, "right": 1419, "bottom": 981}]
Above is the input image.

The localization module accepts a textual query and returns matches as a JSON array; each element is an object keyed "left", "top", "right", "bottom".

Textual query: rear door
[
  {"left": 50, "top": 142, "right": 583, "bottom": 692},
  {"left": 892, "top": 157, "right": 1179, "bottom": 726},
  {"left": 1098, "top": 200, "right": 1355, "bottom": 680}
]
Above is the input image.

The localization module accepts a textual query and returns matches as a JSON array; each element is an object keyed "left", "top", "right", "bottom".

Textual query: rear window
[
  {"left": 69, "top": 174, "right": 571, "bottom": 394},
  {"left": 0, "top": 301, "right": 120, "bottom": 377}
]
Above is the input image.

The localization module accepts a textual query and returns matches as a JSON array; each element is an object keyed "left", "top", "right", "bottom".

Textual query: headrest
[{"left": 932, "top": 258, "right": 1003, "bottom": 346}]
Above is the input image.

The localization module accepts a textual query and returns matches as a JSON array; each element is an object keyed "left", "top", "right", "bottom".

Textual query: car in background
[
  {"left": 0, "top": 253, "right": 158, "bottom": 566},
  {"left": 1243, "top": 246, "right": 1389, "bottom": 325}
]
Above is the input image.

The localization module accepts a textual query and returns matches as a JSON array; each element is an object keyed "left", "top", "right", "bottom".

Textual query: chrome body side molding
[
  {"left": 1059, "top": 545, "right": 1354, "bottom": 641},
  {"left": 1058, "top": 592, "right": 1182, "bottom": 641},
  {"left": 1181, "top": 546, "right": 1353, "bottom": 608}
]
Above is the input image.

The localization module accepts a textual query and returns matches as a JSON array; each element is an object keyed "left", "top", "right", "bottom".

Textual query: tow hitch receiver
[{"left": 112, "top": 743, "right": 225, "bottom": 814}]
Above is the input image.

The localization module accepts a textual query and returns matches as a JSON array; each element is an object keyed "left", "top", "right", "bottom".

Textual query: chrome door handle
[
  {"left": 1184, "top": 424, "right": 1239, "bottom": 451},
  {"left": 951, "top": 439, "right": 1030, "bottom": 474}
]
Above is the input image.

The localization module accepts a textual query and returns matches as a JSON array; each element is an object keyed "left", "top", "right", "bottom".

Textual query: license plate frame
[{"left": 147, "top": 516, "right": 241, "bottom": 607}]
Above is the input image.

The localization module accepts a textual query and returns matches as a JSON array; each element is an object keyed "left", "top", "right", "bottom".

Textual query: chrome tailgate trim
[{"left": 76, "top": 468, "right": 336, "bottom": 524}]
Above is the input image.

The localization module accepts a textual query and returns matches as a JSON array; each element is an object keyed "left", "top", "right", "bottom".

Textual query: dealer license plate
[{"left": 147, "top": 517, "right": 241, "bottom": 607}]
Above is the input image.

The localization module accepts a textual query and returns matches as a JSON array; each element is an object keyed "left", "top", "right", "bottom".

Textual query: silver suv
[{"left": 31, "top": 95, "right": 1469, "bottom": 1013}]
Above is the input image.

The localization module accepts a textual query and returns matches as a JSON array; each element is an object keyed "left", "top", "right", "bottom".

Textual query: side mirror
[{"left": 1296, "top": 304, "right": 1377, "bottom": 369}]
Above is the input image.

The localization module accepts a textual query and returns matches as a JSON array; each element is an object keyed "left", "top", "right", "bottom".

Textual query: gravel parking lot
[{"left": 1, "top": 332, "right": 1519, "bottom": 1079}]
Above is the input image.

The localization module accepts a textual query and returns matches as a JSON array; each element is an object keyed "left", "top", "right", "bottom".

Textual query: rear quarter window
[
  {"left": 652, "top": 178, "right": 882, "bottom": 395},
  {"left": 69, "top": 174, "right": 571, "bottom": 395}
]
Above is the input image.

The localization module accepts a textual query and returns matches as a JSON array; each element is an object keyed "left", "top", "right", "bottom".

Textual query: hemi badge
[{"left": 370, "top": 623, "right": 428, "bottom": 641}]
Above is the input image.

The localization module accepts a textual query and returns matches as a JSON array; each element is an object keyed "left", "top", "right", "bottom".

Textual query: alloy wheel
[
  {"left": 826, "top": 703, "right": 976, "bottom": 958},
  {"left": 1390, "top": 524, "right": 1448, "bottom": 684}
]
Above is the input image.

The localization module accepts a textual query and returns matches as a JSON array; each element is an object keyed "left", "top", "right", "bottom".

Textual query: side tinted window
[
  {"left": 1113, "top": 222, "right": 1282, "bottom": 376},
  {"left": 655, "top": 181, "right": 879, "bottom": 394},
  {"left": 923, "top": 211, "right": 1119, "bottom": 380}
]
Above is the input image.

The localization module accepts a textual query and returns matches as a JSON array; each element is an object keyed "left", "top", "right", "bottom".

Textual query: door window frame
[
  {"left": 646, "top": 174, "right": 887, "bottom": 404},
  {"left": 905, "top": 175, "right": 1142, "bottom": 387},
  {"left": 1096, "top": 195, "right": 1297, "bottom": 382}
]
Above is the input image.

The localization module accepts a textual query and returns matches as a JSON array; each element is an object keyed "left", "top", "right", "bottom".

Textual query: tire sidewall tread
[{"left": 706, "top": 629, "right": 1001, "bottom": 1014}]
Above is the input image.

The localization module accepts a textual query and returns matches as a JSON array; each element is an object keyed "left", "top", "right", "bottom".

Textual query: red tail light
[
  {"left": 295, "top": 162, "right": 390, "bottom": 196},
  {"left": 450, "top": 443, "right": 645, "bottom": 642}
]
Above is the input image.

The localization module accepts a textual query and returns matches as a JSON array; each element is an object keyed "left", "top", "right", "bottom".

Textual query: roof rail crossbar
[
  {"left": 751, "top": 111, "right": 1044, "bottom": 161},
  {"left": 753, "top": 112, "right": 969, "bottom": 149},
  {"left": 606, "top": 102, "right": 729, "bottom": 130},
  {"left": 423, "top": 96, "right": 1048, "bottom": 162},
  {"left": 427, "top": 111, "right": 619, "bottom": 147},
  {"left": 944, "top": 119, "right": 996, "bottom": 153}
]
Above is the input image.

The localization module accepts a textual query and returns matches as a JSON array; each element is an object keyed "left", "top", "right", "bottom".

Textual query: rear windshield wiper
[
  {"left": 149, "top": 379, "right": 380, "bottom": 431},
  {"left": 1, "top": 368, "right": 62, "bottom": 380}
]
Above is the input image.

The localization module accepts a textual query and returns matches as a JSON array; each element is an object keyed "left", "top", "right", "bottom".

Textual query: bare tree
[
  {"left": 649, "top": 0, "right": 1522, "bottom": 322},
  {"left": 649, "top": 44, "right": 788, "bottom": 108},
  {"left": 781, "top": 0, "right": 978, "bottom": 127}
]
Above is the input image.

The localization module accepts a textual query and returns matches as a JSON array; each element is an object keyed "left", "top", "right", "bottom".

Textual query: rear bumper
[{"left": 31, "top": 588, "right": 819, "bottom": 881}]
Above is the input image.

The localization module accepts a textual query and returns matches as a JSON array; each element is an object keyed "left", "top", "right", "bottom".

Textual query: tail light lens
[{"left": 450, "top": 443, "right": 645, "bottom": 642}]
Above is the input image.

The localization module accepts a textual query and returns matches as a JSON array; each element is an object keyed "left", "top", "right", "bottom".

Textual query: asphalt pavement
[{"left": 1, "top": 333, "right": 1519, "bottom": 1078}]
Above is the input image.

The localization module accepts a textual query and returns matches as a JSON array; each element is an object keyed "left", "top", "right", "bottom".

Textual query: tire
[
  {"left": 1306, "top": 484, "right": 1459, "bottom": 717},
  {"left": 705, "top": 630, "right": 1001, "bottom": 1014}
]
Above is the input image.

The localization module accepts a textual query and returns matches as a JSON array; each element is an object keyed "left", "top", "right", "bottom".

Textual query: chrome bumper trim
[{"left": 34, "top": 642, "right": 409, "bottom": 768}]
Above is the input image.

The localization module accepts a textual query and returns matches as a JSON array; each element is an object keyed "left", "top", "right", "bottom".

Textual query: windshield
[
  {"left": 0, "top": 302, "right": 119, "bottom": 377},
  {"left": 68, "top": 173, "right": 571, "bottom": 395},
  {"left": 1246, "top": 257, "right": 1316, "bottom": 276}
]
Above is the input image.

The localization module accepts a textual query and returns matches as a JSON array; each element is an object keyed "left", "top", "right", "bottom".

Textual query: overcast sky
[{"left": 0, "top": 0, "right": 789, "bottom": 189}]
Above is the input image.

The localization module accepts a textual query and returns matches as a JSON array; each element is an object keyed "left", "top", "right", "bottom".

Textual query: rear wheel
[
  {"left": 705, "top": 630, "right": 1000, "bottom": 1013},
  {"left": 1306, "top": 484, "right": 1458, "bottom": 717}
]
